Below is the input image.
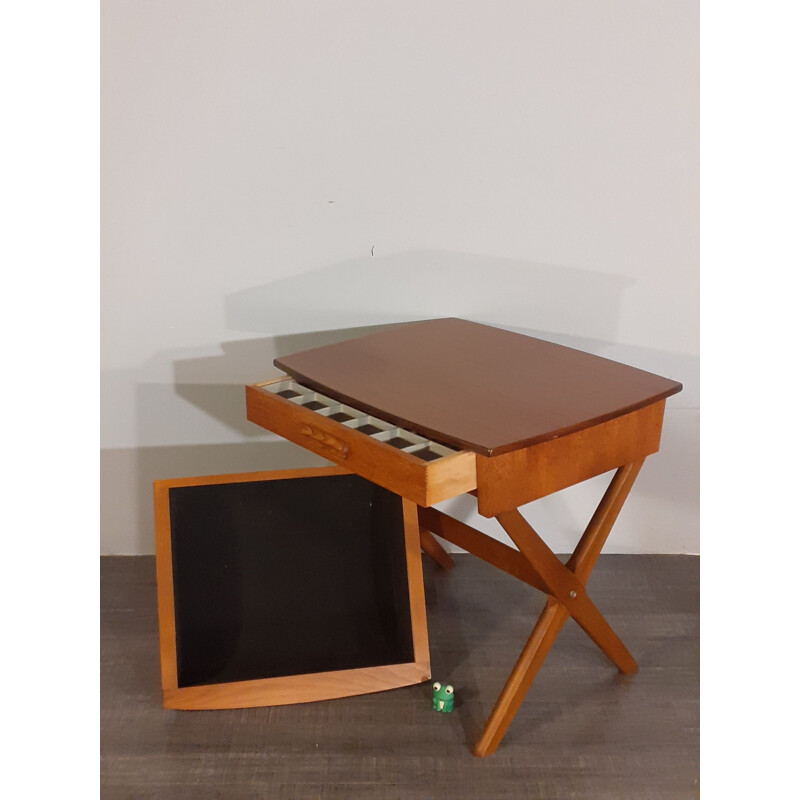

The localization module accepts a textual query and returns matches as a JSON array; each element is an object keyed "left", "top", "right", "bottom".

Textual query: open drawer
[{"left": 246, "top": 376, "right": 477, "bottom": 507}]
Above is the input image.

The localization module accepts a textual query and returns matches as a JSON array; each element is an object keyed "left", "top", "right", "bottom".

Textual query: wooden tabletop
[{"left": 274, "top": 319, "right": 682, "bottom": 457}]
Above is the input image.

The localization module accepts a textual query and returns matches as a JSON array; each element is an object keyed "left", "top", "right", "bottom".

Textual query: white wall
[{"left": 101, "top": 0, "right": 699, "bottom": 555}]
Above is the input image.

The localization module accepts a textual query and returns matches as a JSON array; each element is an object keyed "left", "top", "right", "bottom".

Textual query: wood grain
[
  {"left": 475, "top": 400, "right": 664, "bottom": 515},
  {"left": 163, "top": 663, "right": 430, "bottom": 711},
  {"left": 566, "top": 460, "right": 645, "bottom": 579},
  {"left": 473, "top": 461, "right": 644, "bottom": 757},
  {"left": 402, "top": 498, "right": 432, "bottom": 670},
  {"left": 418, "top": 525, "right": 455, "bottom": 570},
  {"left": 245, "top": 382, "right": 477, "bottom": 507},
  {"left": 153, "top": 480, "right": 178, "bottom": 692},
  {"left": 153, "top": 467, "right": 431, "bottom": 711},
  {"left": 472, "top": 598, "right": 569, "bottom": 758},
  {"left": 275, "top": 318, "right": 682, "bottom": 456},
  {"left": 417, "top": 506, "right": 547, "bottom": 593},
  {"left": 495, "top": 509, "right": 638, "bottom": 676}
]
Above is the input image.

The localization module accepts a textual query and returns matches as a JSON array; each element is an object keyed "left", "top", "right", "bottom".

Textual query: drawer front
[{"left": 246, "top": 377, "right": 476, "bottom": 507}]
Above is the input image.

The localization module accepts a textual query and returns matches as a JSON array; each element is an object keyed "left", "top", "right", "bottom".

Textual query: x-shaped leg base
[{"left": 418, "top": 459, "right": 645, "bottom": 757}]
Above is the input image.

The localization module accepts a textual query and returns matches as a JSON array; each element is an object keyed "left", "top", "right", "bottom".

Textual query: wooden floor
[{"left": 101, "top": 554, "right": 699, "bottom": 799}]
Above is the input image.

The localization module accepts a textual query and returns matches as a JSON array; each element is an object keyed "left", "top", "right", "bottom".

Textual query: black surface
[
  {"left": 167, "top": 474, "right": 414, "bottom": 688},
  {"left": 356, "top": 423, "right": 383, "bottom": 435},
  {"left": 410, "top": 446, "right": 441, "bottom": 462}
]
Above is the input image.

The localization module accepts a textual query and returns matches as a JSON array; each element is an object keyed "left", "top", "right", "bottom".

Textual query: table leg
[
  {"left": 419, "top": 525, "right": 455, "bottom": 570},
  {"left": 473, "top": 597, "right": 568, "bottom": 757},
  {"left": 473, "top": 459, "right": 645, "bottom": 756}
]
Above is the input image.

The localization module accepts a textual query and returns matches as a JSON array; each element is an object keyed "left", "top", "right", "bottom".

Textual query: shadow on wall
[
  {"left": 170, "top": 250, "right": 696, "bottom": 438},
  {"left": 170, "top": 323, "right": 400, "bottom": 438},
  {"left": 101, "top": 250, "right": 697, "bottom": 553},
  {"left": 222, "top": 249, "right": 635, "bottom": 337},
  {"left": 170, "top": 249, "right": 641, "bottom": 436}
]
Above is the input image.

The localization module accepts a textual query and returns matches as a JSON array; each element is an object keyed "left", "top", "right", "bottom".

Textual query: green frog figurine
[{"left": 432, "top": 681, "right": 454, "bottom": 712}]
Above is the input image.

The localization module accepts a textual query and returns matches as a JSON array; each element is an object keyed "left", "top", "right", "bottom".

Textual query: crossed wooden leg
[
  {"left": 418, "top": 459, "right": 645, "bottom": 757},
  {"left": 419, "top": 526, "right": 455, "bottom": 570}
]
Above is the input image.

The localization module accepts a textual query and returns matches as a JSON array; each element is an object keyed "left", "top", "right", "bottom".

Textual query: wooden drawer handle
[{"left": 299, "top": 425, "right": 350, "bottom": 459}]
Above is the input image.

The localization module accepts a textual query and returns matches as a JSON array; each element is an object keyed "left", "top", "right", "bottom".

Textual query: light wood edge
[
  {"left": 253, "top": 374, "right": 293, "bottom": 388},
  {"left": 153, "top": 481, "right": 178, "bottom": 692},
  {"left": 424, "top": 449, "right": 477, "bottom": 505},
  {"left": 246, "top": 383, "right": 476, "bottom": 506},
  {"left": 402, "top": 499, "right": 431, "bottom": 671},
  {"left": 163, "top": 662, "right": 430, "bottom": 710},
  {"left": 154, "top": 467, "right": 430, "bottom": 710},
  {"left": 153, "top": 464, "right": 350, "bottom": 492}
]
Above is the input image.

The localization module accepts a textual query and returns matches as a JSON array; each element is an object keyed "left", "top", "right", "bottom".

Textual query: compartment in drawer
[{"left": 246, "top": 376, "right": 477, "bottom": 506}]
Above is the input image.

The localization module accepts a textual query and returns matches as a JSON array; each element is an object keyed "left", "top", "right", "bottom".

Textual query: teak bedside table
[{"left": 245, "top": 318, "right": 682, "bottom": 756}]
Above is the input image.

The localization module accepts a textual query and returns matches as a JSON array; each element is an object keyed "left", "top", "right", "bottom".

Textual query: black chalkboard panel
[{"left": 166, "top": 472, "right": 415, "bottom": 689}]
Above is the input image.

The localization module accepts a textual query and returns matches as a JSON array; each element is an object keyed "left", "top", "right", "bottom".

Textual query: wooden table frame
[
  {"left": 418, "top": 459, "right": 644, "bottom": 757},
  {"left": 246, "top": 319, "right": 682, "bottom": 757}
]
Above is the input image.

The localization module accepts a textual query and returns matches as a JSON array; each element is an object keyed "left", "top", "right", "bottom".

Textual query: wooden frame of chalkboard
[{"left": 153, "top": 465, "right": 430, "bottom": 710}]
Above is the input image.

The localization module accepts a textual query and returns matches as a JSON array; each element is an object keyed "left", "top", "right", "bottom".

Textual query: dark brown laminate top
[{"left": 274, "top": 318, "right": 682, "bottom": 456}]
